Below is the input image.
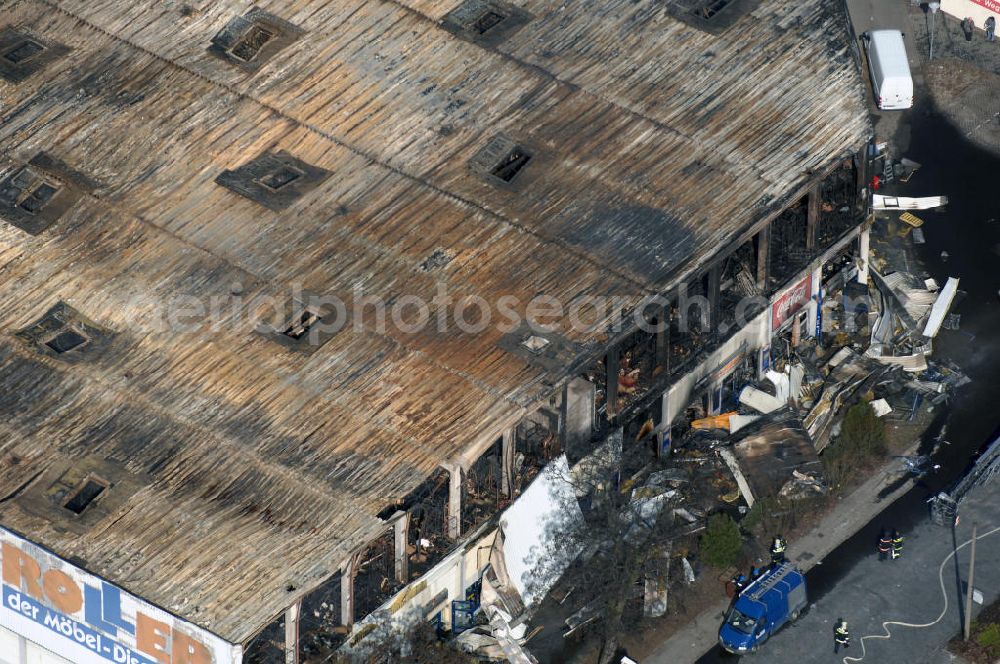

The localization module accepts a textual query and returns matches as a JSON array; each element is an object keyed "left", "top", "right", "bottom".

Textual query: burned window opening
[
  {"left": 669, "top": 284, "right": 711, "bottom": 379},
  {"left": 3, "top": 39, "right": 45, "bottom": 64},
  {"left": 298, "top": 571, "right": 345, "bottom": 659},
  {"left": 406, "top": 470, "right": 451, "bottom": 580},
  {"left": 817, "top": 159, "right": 861, "bottom": 250},
  {"left": 44, "top": 327, "right": 89, "bottom": 354},
  {"left": 283, "top": 309, "right": 321, "bottom": 340},
  {"left": 768, "top": 198, "right": 810, "bottom": 291},
  {"left": 514, "top": 411, "right": 561, "bottom": 480},
  {"left": 353, "top": 529, "right": 399, "bottom": 622},
  {"left": 590, "top": 330, "right": 658, "bottom": 419},
  {"left": 243, "top": 614, "right": 285, "bottom": 664},
  {"left": 64, "top": 477, "right": 108, "bottom": 514},
  {"left": 461, "top": 440, "right": 505, "bottom": 535},
  {"left": 491, "top": 146, "right": 531, "bottom": 183},
  {"left": 257, "top": 165, "right": 302, "bottom": 191},
  {"left": 718, "top": 240, "right": 761, "bottom": 335}
]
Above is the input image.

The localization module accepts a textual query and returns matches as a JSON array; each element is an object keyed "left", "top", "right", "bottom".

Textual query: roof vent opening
[
  {"left": 0, "top": 30, "right": 69, "bottom": 83},
  {"left": 64, "top": 477, "right": 108, "bottom": 515},
  {"left": 473, "top": 10, "right": 506, "bottom": 34},
  {"left": 3, "top": 168, "right": 61, "bottom": 216},
  {"left": 442, "top": 0, "right": 532, "bottom": 46},
  {"left": 215, "top": 151, "right": 331, "bottom": 211},
  {"left": 3, "top": 39, "right": 45, "bottom": 64},
  {"left": 230, "top": 25, "right": 274, "bottom": 62},
  {"left": 257, "top": 165, "right": 303, "bottom": 191},
  {"left": 695, "top": 0, "right": 732, "bottom": 18},
  {"left": 44, "top": 327, "right": 89, "bottom": 354},
  {"left": 491, "top": 146, "right": 532, "bottom": 183},
  {"left": 19, "top": 181, "right": 60, "bottom": 214},
  {"left": 661, "top": 0, "right": 762, "bottom": 34},
  {"left": 209, "top": 9, "right": 303, "bottom": 70},
  {"left": 283, "top": 309, "right": 321, "bottom": 340},
  {"left": 522, "top": 335, "right": 550, "bottom": 354}
]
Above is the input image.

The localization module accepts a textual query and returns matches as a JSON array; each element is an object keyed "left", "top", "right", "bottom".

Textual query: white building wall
[{"left": 941, "top": 0, "right": 1000, "bottom": 28}]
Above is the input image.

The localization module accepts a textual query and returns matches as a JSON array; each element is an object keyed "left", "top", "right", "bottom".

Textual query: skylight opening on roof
[
  {"left": 44, "top": 328, "right": 89, "bottom": 354},
  {"left": 695, "top": 0, "right": 731, "bottom": 19},
  {"left": 522, "top": 335, "right": 550, "bottom": 354},
  {"left": 2, "top": 167, "right": 61, "bottom": 215},
  {"left": 442, "top": 0, "right": 532, "bottom": 46},
  {"left": 230, "top": 25, "right": 274, "bottom": 62},
  {"left": 283, "top": 309, "right": 321, "bottom": 340},
  {"left": 64, "top": 476, "right": 108, "bottom": 515},
  {"left": 491, "top": 146, "right": 532, "bottom": 183},
  {"left": 19, "top": 181, "right": 60, "bottom": 214},
  {"left": 473, "top": 10, "right": 506, "bottom": 35},
  {"left": 257, "top": 165, "right": 303, "bottom": 191},
  {"left": 3, "top": 39, "right": 45, "bottom": 64},
  {"left": 661, "top": 0, "right": 759, "bottom": 33}
]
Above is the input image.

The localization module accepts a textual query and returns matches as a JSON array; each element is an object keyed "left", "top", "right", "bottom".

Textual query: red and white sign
[
  {"left": 971, "top": 0, "right": 1000, "bottom": 13},
  {"left": 771, "top": 274, "right": 812, "bottom": 330}
]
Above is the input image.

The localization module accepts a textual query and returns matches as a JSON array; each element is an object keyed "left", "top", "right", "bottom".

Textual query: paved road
[
  {"left": 846, "top": 0, "right": 918, "bottom": 151},
  {"left": 733, "top": 479, "right": 1000, "bottom": 664}
]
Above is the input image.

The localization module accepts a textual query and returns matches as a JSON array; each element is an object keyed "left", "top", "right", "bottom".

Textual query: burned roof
[{"left": 0, "top": 0, "right": 869, "bottom": 645}]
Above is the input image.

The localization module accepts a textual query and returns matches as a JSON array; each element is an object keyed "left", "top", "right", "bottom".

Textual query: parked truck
[{"left": 718, "top": 563, "right": 807, "bottom": 654}]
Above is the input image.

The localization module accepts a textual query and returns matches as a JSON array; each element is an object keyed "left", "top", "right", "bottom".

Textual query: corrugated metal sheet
[{"left": 0, "top": 0, "right": 870, "bottom": 644}]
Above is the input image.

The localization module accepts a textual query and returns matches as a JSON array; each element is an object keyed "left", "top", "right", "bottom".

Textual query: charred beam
[
  {"left": 756, "top": 224, "right": 770, "bottom": 291},
  {"left": 606, "top": 346, "right": 620, "bottom": 418},
  {"left": 807, "top": 183, "right": 820, "bottom": 251}
]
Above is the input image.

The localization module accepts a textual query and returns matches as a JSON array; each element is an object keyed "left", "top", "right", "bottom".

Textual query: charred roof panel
[{"left": 0, "top": 0, "right": 870, "bottom": 645}]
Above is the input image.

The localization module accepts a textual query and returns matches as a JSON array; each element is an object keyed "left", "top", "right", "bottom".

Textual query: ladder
[
  {"left": 746, "top": 562, "right": 793, "bottom": 601},
  {"left": 881, "top": 153, "right": 894, "bottom": 184}
]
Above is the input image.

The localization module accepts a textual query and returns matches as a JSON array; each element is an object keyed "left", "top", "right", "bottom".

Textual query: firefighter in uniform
[
  {"left": 732, "top": 573, "right": 748, "bottom": 594},
  {"left": 750, "top": 564, "right": 764, "bottom": 582},
  {"left": 834, "top": 618, "right": 851, "bottom": 653},
  {"left": 770, "top": 535, "right": 787, "bottom": 565},
  {"left": 891, "top": 529, "right": 904, "bottom": 560},
  {"left": 877, "top": 528, "right": 892, "bottom": 561}
]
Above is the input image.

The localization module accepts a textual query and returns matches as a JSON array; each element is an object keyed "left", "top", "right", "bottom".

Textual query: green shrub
[
  {"left": 976, "top": 623, "right": 1000, "bottom": 656},
  {"left": 841, "top": 402, "right": 887, "bottom": 457},
  {"left": 700, "top": 513, "right": 742, "bottom": 569},
  {"left": 823, "top": 402, "right": 888, "bottom": 488}
]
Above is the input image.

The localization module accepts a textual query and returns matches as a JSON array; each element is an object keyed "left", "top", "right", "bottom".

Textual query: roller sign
[{"left": 1, "top": 527, "right": 241, "bottom": 664}]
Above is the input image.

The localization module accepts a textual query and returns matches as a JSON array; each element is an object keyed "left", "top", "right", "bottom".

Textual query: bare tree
[{"left": 522, "top": 431, "right": 680, "bottom": 664}]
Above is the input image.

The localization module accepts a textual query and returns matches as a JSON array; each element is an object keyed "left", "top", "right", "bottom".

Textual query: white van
[{"left": 863, "top": 30, "right": 913, "bottom": 110}]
